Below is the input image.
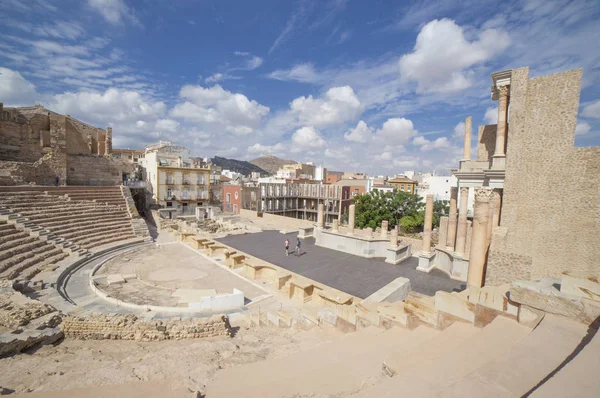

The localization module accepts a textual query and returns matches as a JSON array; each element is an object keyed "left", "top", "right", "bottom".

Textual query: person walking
[
  {"left": 295, "top": 237, "right": 302, "bottom": 257},
  {"left": 54, "top": 175, "right": 59, "bottom": 187},
  {"left": 285, "top": 238, "right": 290, "bottom": 256}
]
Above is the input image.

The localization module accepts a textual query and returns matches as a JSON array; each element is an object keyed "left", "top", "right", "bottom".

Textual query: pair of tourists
[{"left": 285, "top": 238, "right": 301, "bottom": 256}]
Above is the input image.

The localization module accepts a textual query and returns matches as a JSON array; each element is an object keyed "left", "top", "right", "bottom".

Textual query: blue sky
[{"left": 1, "top": 0, "right": 599, "bottom": 175}]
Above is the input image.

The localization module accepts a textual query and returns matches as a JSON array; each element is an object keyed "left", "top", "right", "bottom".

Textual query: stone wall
[
  {"left": 0, "top": 151, "right": 67, "bottom": 186},
  {"left": 61, "top": 313, "right": 232, "bottom": 341},
  {"left": 66, "top": 154, "right": 133, "bottom": 186},
  {"left": 485, "top": 249, "right": 533, "bottom": 285},
  {"left": 487, "top": 67, "right": 600, "bottom": 284}
]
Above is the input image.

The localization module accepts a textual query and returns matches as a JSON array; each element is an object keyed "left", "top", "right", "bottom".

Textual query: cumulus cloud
[
  {"left": 87, "top": 0, "right": 141, "bottom": 26},
  {"left": 170, "top": 84, "right": 270, "bottom": 135},
  {"left": 50, "top": 87, "right": 166, "bottom": 124},
  {"left": 484, "top": 106, "right": 497, "bottom": 124},
  {"left": 268, "top": 63, "right": 323, "bottom": 84},
  {"left": 291, "top": 126, "right": 326, "bottom": 151},
  {"left": 412, "top": 135, "right": 451, "bottom": 151},
  {"left": 0, "top": 67, "right": 39, "bottom": 106},
  {"left": 155, "top": 119, "right": 180, "bottom": 133},
  {"left": 575, "top": 121, "right": 591, "bottom": 136},
  {"left": 375, "top": 118, "right": 417, "bottom": 145},
  {"left": 344, "top": 120, "right": 374, "bottom": 143},
  {"left": 290, "top": 86, "right": 361, "bottom": 127},
  {"left": 325, "top": 146, "right": 352, "bottom": 159},
  {"left": 399, "top": 18, "right": 510, "bottom": 93},
  {"left": 581, "top": 100, "right": 600, "bottom": 118}
]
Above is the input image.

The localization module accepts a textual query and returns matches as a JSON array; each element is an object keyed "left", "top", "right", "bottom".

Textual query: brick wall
[
  {"left": 61, "top": 313, "right": 232, "bottom": 341},
  {"left": 487, "top": 67, "right": 600, "bottom": 284}
]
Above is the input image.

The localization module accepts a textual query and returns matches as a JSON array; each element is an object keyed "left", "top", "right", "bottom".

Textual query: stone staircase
[
  {"left": 0, "top": 221, "right": 68, "bottom": 281},
  {"left": 0, "top": 188, "right": 139, "bottom": 251},
  {"left": 206, "top": 315, "right": 593, "bottom": 397}
]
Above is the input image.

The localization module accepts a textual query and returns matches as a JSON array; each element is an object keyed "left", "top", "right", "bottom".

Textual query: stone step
[
  {"left": 76, "top": 230, "right": 135, "bottom": 249},
  {"left": 207, "top": 326, "right": 426, "bottom": 398},
  {"left": 0, "top": 239, "right": 46, "bottom": 262},
  {"left": 47, "top": 217, "right": 131, "bottom": 235},
  {"left": 352, "top": 317, "right": 531, "bottom": 397},
  {"left": 0, "top": 234, "right": 36, "bottom": 251},
  {"left": 0, "top": 247, "right": 64, "bottom": 279},
  {"left": 28, "top": 210, "right": 129, "bottom": 225},
  {"left": 444, "top": 315, "right": 588, "bottom": 397},
  {"left": 59, "top": 222, "right": 133, "bottom": 240},
  {"left": 18, "top": 251, "right": 70, "bottom": 281},
  {"left": 40, "top": 213, "right": 129, "bottom": 229}
]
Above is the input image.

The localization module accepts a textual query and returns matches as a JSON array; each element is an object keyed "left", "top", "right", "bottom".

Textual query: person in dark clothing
[
  {"left": 295, "top": 238, "right": 302, "bottom": 256},
  {"left": 285, "top": 238, "right": 290, "bottom": 256},
  {"left": 54, "top": 176, "right": 59, "bottom": 186}
]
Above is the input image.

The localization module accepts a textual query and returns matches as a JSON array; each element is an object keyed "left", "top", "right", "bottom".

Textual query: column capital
[
  {"left": 460, "top": 186, "right": 469, "bottom": 196},
  {"left": 474, "top": 187, "right": 494, "bottom": 203},
  {"left": 497, "top": 85, "right": 510, "bottom": 98},
  {"left": 450, "top": 186, "right": 458, "bottom": 198}
]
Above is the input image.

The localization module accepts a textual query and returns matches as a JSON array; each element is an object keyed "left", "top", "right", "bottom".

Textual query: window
[
  {"left": 226, "top": 193, "right": 231, "bottom": 203},
  {"left": 167, "top": 188, "right": 172, "bottom": 198},
  {"left": 166, "top": 201, "right": 172, "bottom": 207},
  {"left": 234, "top": 191, "right": 239, "bottom": 200}
]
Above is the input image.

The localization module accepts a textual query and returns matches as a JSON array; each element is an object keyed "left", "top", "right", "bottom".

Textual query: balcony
[
  {"left": 196, "top": 179, "right": 206, "bottom": 185},
  {"left": 165, "top": 179, "right": 175, "bottom": 185},
  {"left": 182, "top": 180, "right": 191, "bottom": 186}
]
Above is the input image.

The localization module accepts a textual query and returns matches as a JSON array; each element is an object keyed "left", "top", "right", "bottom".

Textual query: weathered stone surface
[
  {"left": 404, "top": 291, "right": 438, "bottom": 327},
  {"left": 518, "top": 305, "right": 545, "bottom": 329},
  {"left": 560, "top": 274, "right": 600, "bottom": 301},
  {"left": 435, "top": 291, "right": 475, "bottom": 323}
]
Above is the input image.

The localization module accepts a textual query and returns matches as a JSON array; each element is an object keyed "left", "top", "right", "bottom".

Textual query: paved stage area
[{"left": 217, "top": 231, "right": 466, "bottom": 299}]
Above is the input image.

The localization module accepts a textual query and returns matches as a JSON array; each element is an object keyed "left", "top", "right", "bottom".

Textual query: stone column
[
  {"left": 105, "top": 127, "right": 112, "bottom": 155},
  {"left": 455, "top": 187, "right": 469, "bottom": 256},
  {"left": 438, "top": 216, "right": 449, "bottom": 248},
  {"left": 467, "top": 187, "right": 494, "bottom": 289},
  {"left": 390, "top": 228, "right": 398, "bottom": 247},
  {"left": 486, "top": 199, "right": 495, "bottom": 245},
  {"left": 446, "top": 187, "right": 458, "bottom": 250},
  {"left": 381, "top": 220, "right": 389, "bottom": 238},
  {"left": 348, "top": 204, "right": 355, "bottom": 235},
  {"left": 492, "top": 189, "right": 502, "bottom": 227},
  {"left": 317, "top": 203, "right": 325, "bottom": 228},
  {"left": 421, "top": 194, "right": 434, "bottom": 254},
  {"left": 462, "top": 116, "right": 472, "bottom": 160},
  {"left": 493, "top": 85, "right": 509, "bottom": 169},
  {"left": 332, "top": 219, "right": 339, "bottom": 232}
]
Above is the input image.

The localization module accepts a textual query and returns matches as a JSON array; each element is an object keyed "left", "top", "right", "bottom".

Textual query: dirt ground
[{"left": 0, "top": 325, "right": 341, "bottom": 396}]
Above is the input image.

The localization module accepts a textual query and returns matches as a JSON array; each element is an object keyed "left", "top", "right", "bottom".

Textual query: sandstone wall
[
  {"left": 61, "top": 313, "right": 232, "bottom": 341},
  {"left": 66, "top": 154, "right": 133, "bottom": 186},
  {"left": 487, "top": 67, "right": 600, "bottom": 284},
  {"left": 0, "top": 119, "right": 45, "bottom": 162}
]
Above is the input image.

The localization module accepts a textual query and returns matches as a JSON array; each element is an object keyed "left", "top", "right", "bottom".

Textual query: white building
[
  {"left": 416, "top": 175, "right": 458, "bottom": 202},
  {"left": 314, "top": 165, "right": 327, "bottom": 182},
  {"left": 221, "top": 169, "right": 242, "bottom": 180}
]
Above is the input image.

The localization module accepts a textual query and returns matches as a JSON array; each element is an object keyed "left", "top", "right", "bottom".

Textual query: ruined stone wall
[
  {"left": 487, "top": 67, "right": 600, "bottom": 284},
  {"left": 66, "top": 154, "right": 133, "bottom": 186},
  {"left": 61, "top": 313, "right": 232, "bottom": 341},
  {"left": 477, "top": 125, "right": 497, "bottom": 163},
  {"left": 65, "top": 117, "right": 107, "bottom": 155},
  {"left": 0, "top": 119, "right": 45, "bottom": 162}
]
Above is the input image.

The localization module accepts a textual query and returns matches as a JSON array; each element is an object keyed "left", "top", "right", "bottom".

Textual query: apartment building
[
  {"left": 259, "top": 183, "right": 350, "bottom": 224},
  {"left": 142, "top": 141, "right": 210, "bottom": 215}
]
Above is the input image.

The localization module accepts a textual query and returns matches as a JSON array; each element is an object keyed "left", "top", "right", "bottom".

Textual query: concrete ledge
[{"left": 363, "top": 277, "right": 411, "bottom": 304}]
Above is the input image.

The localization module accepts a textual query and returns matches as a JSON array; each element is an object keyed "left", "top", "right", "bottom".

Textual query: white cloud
[
  {"left": 454, "top": 121, "right": 465, "bottom": 139},
  {"left": 246, "top": 56, "right": 264, "bottom": 70},
  {"left": 0, "top": 67, "right": 39, "bottom": 106},
  {"left": 375, "top": 118, "right": 417, "bottom": 145},
  {"left": 290, "top": 86, "right": 362, "bottom": 127},
  {"left": 344, "top": 120, "right": 373, "bottom": 143},
  {"left": 375, "top": 151, "right": 393, "bottom": 161},
  {"left": 575, "top": 121, "right": 591, "bottom": 136},
  {"left": 247, "top": 143, "right": 285, "bottom": 155},
  {"left": 325, "top": 147, "right": 352, "bottom": 159},
  {"left": 50, "top": 87, "right": 166, "bottom": 124},
  {"left": 581, "top": 100, "right": 600, "bottom": 118},
  {"left": 268, "top": 63, "right": 323, "bottom": 84},
  {"left": 155, "top": 119, "right": 180, "bottom": 133},
  {"left": 399, "top": 18, "right": 510, "bottom": 93},
  {"left": 170, "top": 84, "right": 270, "bottom": 135},
  {"left": 291, "top": 126, "right": 326, "bottom": 151},
  {"left": 484, "top": 106, "right": 497, "bottom": 124},
  {"left": 87, "top": 0, "right": 141, "bottom": 26},
  {"left": 412, "top": 135, "right": 451, "bottom": 151}
]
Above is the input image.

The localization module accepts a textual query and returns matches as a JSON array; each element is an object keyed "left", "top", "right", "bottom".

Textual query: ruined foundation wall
[
  {"left": 66, "top": 154, "right": 132, "bottom": 186},
  {"left": 61, "top": 313, "right": 232, "bottom": 341},
  {"left": 487, "top": 67, "right": 600, "bottom": 284}
]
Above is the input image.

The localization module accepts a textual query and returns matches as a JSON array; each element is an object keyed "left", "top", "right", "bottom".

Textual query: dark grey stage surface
[{"left": 217, "top": 231, "right": 466, "bottom": 299}]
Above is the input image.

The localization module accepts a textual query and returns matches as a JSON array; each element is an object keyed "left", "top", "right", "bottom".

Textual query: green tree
[
  {"left": 351, "top": 189, "right": 424, "bottom": 231},
  {"left": 433, "top": 199, "right": 450, "bottom": 228}
]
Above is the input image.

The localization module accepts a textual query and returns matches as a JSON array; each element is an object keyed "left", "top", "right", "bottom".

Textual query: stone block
[
  {"left": 416, "top": 251, "right": 436, "bottom": 273},
  {"left": 560, "top": 274, "right": 600, "bottom": 301},
  {"left": 518, "top": 305, "right": 545, "bottom": 329},
  {"left": 106, "top": 274, "right": 126, "bottom": 285},
  {"left": 363, "top": 277, "right": 411, "bottom": 303},
  {"left": 404, "top": 292, "right": 438, "bottom": 327},
  {"left": 435, "top": 291, "right": 475, "bottom": 323}
]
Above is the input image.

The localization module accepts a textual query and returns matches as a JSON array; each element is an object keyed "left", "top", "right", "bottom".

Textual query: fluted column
[
  {"left": 468, "top": 187, "right": 494, "bottom": 288},
  {"left": 421, "top": 194, "right": 434, "bottom": 254},
  {"left": 381, "top": 220, "right": 388, "bottom": 238},
  {"left": 446, "top": 187, "right": 458, "bottom": 250},
  {"left": 455, "top": 187, "right": 469, "bottom": 256},
  {"left": 493, "top": 85, "right": 509, "bottom": 169},
  {"left": 462, "top": 116, "right": 472, "bottom": 160},
  {"left": 348, "top": 204, "right": 355, "bottom": 235},
  {"left": 390, "top": 228, "right": 398, "bottom": 247}
]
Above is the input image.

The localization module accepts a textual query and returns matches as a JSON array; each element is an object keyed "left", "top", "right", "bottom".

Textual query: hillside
[
  {"left": 250, "top": 155, "right": 297, "bottom": 174},
  {"left": 211, "top": 156, "right": 266, "bottom": 176}
]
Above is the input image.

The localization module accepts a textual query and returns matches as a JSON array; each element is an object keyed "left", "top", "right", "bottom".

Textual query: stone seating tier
[
  {"left": 26, "top": 210, "right": 129, "bottom": 225},
  {"left": 69, "top": 226, "right": 134, "bottom": 245},
  {"left": 77, "top": 232, "right": 136, "bottom": 250},
  {"left": 0, "top": 238, "right": 46, "bottom": 262},
  {"left": 51, "top": 219, "right": 132, "bottom": 237}
]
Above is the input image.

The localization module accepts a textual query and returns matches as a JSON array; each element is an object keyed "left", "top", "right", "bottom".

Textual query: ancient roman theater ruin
[{"left": 0, "top": 67, "right": 599, "bottom": 397}]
